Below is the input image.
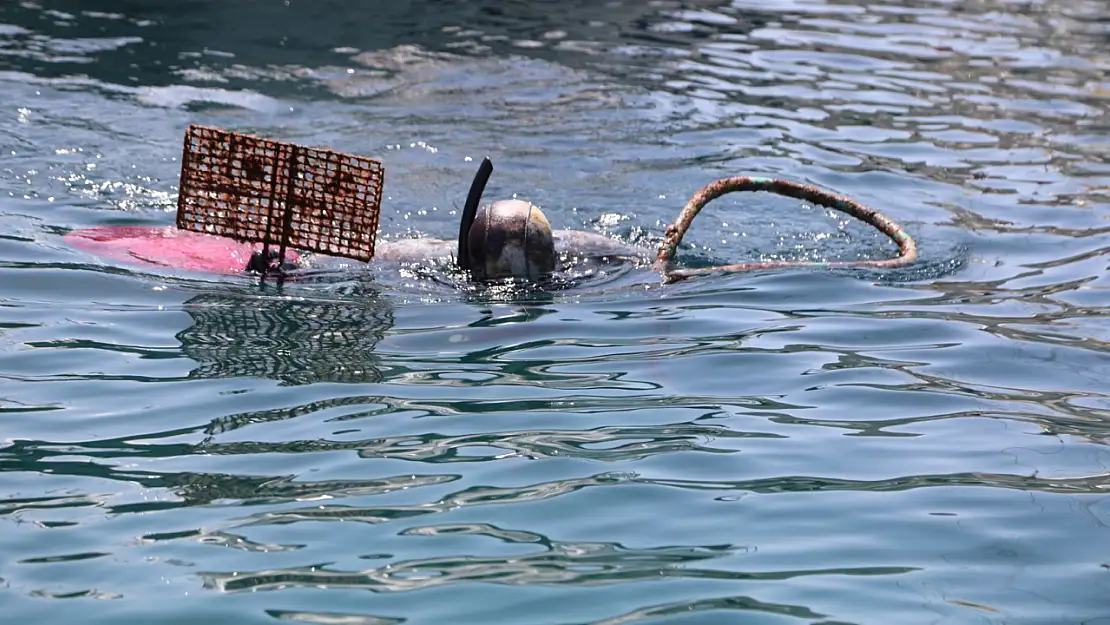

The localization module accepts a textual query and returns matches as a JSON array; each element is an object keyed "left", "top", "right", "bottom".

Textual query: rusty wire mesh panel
[{"left": 175, "top": 124, "right": 384, "bottom": 262}]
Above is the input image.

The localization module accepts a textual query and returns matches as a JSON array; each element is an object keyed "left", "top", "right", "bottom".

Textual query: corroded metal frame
[{"left": 175, "top": 124, "right": 384, "bottom": 263}]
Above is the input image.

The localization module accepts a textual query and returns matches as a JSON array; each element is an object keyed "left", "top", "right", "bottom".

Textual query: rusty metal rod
[{"left": 654, "top": 176, "right": 917, "bottom": 283}]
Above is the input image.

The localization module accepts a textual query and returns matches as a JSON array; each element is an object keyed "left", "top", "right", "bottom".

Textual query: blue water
[{"left": 3, "top": 1, "right": 1110, "bottom": 623}]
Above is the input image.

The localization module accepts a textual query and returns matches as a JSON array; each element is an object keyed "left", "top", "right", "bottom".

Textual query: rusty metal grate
[{"left": 175, "top": 124, "right": 384, "bottom": 262}]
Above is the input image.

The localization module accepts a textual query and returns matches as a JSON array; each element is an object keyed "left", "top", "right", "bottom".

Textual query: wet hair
[{"left": 465, "top": 199, "right": 556, "bottom": 281}]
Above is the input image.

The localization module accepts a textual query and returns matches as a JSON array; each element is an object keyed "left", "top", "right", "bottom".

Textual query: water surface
[{"left": 3, "top": 1, "right": 1110, "bottom": 623}]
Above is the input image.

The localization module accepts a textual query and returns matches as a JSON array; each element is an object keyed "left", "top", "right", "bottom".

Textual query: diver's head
[{"left": 465, "top": 199, "right": 556, "bottom": 281}]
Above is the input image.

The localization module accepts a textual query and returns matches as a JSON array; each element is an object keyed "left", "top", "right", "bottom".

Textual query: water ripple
[
  {"left": 199, "top": 536, "right": 912, "bottom": 594},
  {"left": 4, "top": 1, "right": 1110, "bottom": 624}
]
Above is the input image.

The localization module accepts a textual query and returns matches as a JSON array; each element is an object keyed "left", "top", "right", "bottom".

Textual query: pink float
[{"left": 64, "top": 225, "right": 300, "bottom": 275}]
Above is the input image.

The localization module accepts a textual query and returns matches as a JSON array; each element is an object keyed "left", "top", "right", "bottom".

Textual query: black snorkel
[{"left": 457, "top": 157, "right": 493, "bottom": 272}]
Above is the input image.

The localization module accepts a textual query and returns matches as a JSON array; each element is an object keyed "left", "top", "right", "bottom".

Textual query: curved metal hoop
[{"left": 654, "top": 177, "right": 917, "bottom": 282}]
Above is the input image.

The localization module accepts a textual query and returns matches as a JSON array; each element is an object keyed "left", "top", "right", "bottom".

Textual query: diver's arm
[
  {"left": 552, "top": 229, "right": 649, "bottom": 260},
  {"left": 369, "top": 229, "right": 646, "bottom": 268},
  {"left": 373, "top": 238, "right": 457, "bottom": 263}
]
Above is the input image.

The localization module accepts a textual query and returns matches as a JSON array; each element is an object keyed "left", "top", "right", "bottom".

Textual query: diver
[{"left": 246, "top": 157, "right": 649, "bottom": 282}]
